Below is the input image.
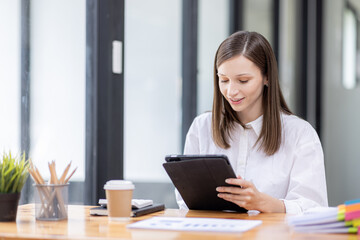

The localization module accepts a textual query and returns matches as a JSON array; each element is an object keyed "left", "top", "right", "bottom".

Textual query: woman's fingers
[
  {"left": 217, "top": 193, "right": 249, "bottom": 201},
  {"left": 225, "top": 178, "right": 248, "bottom": 187},
  {"left": 216, "top": 186, "right": 244, "bottom": 194},
  {"left": 216, "top": 177, "right": 262, "bottom": 210},
  {"left": 216, "top": 186, "right": 255, "bottom": 198},
  {"left": 216, "top": 178, "right": 254, "bottom": 194},
  {"left": 217, "top": 193, "right": 250, "bottom": 208},
  {"left": 217, "top": 190, "right": 256, "bottom": 209},
  {"left": 225, "top": 178, "right": 253, "bottom": 188}
]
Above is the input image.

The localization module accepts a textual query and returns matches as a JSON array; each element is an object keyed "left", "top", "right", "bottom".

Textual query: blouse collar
[{"left": 244, "top": 115, "right": 263, "bottom": 137}]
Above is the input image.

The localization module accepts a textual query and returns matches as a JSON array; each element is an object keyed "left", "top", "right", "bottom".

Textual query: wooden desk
[{"left": 0, "top": 204, "right": 358, "bottom": 240}]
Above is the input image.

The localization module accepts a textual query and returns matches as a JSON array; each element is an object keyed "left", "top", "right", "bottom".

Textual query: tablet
[{"left": 163, "top": 154, "right": 247, "bottom": 212}]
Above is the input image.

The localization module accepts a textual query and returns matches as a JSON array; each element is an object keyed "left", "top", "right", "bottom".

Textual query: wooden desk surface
[{"left": 0, "top": 204, "right": 358, "bottom": 240}]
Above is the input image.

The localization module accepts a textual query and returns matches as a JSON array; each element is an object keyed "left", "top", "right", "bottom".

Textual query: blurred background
[{"left": 0, "top": 0, "right": 359, "bottom": 208}]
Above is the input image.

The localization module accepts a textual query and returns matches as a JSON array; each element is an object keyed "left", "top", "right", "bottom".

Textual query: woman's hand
[{"left": 216, "top": 176, "right": 285, "bottom": 213}]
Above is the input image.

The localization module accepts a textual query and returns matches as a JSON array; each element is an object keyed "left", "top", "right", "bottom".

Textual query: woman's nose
[{"left": 228, "top": 82, "right": 239, "bottom": 97}]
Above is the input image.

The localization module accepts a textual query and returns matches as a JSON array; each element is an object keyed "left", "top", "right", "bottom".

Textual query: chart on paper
[{"left": 127, "top": 217, "right": 262, "bottom": 233}]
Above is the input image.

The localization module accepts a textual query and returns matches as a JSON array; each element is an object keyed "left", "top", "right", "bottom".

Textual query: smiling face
[{"left": 217, "top": 54, "right": 267, "bottom": 124}]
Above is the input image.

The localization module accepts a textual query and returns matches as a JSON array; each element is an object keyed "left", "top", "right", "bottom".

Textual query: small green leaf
[{"left": 0, "top": 151, "right": 30, "bottom": 193}]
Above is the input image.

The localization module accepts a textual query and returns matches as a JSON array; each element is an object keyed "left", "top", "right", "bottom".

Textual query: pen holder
[{"left": 34, "top": 184, "right": 69, "bottom": 221}]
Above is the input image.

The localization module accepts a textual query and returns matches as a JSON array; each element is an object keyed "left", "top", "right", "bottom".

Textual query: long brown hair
[{"left": 212, "top": 31, "right": 291, "bottom": 155}]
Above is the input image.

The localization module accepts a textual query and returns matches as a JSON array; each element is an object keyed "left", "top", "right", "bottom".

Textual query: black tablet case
[{"left": 163, "top": 155, "right": 247, "bottom": 212}]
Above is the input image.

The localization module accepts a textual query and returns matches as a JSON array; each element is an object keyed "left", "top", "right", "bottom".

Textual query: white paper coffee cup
[{"left": 104, "top": 180, "right": 134, "bottom": 221}]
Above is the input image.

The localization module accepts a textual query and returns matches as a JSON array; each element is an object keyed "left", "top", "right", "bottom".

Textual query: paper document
[
  {"left": 127, "top": 217, "right": 262, "bottom": 233},
  {"left": 286, "top": 205, "right": 360, "bottom": 234},
  {"left": 287, "top": 207, "right": 339, "bottom": 226}
]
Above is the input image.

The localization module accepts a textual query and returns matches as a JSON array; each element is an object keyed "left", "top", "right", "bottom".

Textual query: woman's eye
[
  {"left": 239, "top": 80, "right": 249, "bottom": 83},
  {"left": 219, "top": 79, "right": 228, "bottom": 83}
]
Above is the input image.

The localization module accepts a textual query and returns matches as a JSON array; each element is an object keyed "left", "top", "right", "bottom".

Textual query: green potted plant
[{"left": 0, "top": 151, "right": 29, "bottom": 221}]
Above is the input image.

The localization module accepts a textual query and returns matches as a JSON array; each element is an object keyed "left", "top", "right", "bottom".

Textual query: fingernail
[
  {"left": 216, "top": 187, "right": 220, "bottom": 191},
  {"left": 225, "top": 179, "right": 230, "bottom": 183}
]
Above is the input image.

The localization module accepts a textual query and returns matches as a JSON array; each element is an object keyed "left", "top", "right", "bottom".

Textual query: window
[
  {"left": 197, "top": 0, "right": 229, "bottom": 114},
  {"left": 29, "top": 0, "right": 86, "bottom": 203},
  {"left": 124, "top": 0, "right": 182, "bottom": 207},
  {"left": 0, "top": 0, "right": 86, "bottom": 204},
  {"left": 29, "top": 0, "right": 86, "bottom": 183},
  {"left": 0, "top": 0, "right": 21, "bottom": 153},
  {"left": 243, "top": 0, "right": 274, "bottom": 46}
]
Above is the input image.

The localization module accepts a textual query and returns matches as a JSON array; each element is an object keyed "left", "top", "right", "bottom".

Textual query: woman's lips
[{"left": 229, "top": 97, "right": 245, "bottom": 105}]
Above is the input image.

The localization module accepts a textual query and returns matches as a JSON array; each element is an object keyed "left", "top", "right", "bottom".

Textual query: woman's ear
[{"left": 264, "top": 77, "right": 268, "bottom": 87}]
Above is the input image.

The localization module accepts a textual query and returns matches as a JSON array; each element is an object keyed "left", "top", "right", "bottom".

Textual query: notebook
[{"left": 90, "top": 203, "right": 165, "bottom": 217}]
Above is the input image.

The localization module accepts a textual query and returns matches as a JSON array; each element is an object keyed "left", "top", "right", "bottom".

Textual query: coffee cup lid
[{"left": 103, "top": 180, "right": 135, "bottom": 190}]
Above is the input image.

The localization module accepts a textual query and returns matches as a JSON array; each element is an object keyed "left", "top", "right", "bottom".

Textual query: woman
[{"left": 176, "top": 31, "right": 328, "bottom": 213}]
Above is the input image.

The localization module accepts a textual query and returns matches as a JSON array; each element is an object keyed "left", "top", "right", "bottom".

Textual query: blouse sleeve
[
  {"left": 183, "top": 117, "right": 201, "bottom": 154},
  {"left": 281, "top": 126, "right": 328, "bottom": 214},
  {"left": 175, "top": 117, "right": 200, "bottom": 209}
]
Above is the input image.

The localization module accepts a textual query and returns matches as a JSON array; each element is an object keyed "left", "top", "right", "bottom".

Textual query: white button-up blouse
[{"left": 175, "top": 112, "right": 328, "bottom": 214}]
